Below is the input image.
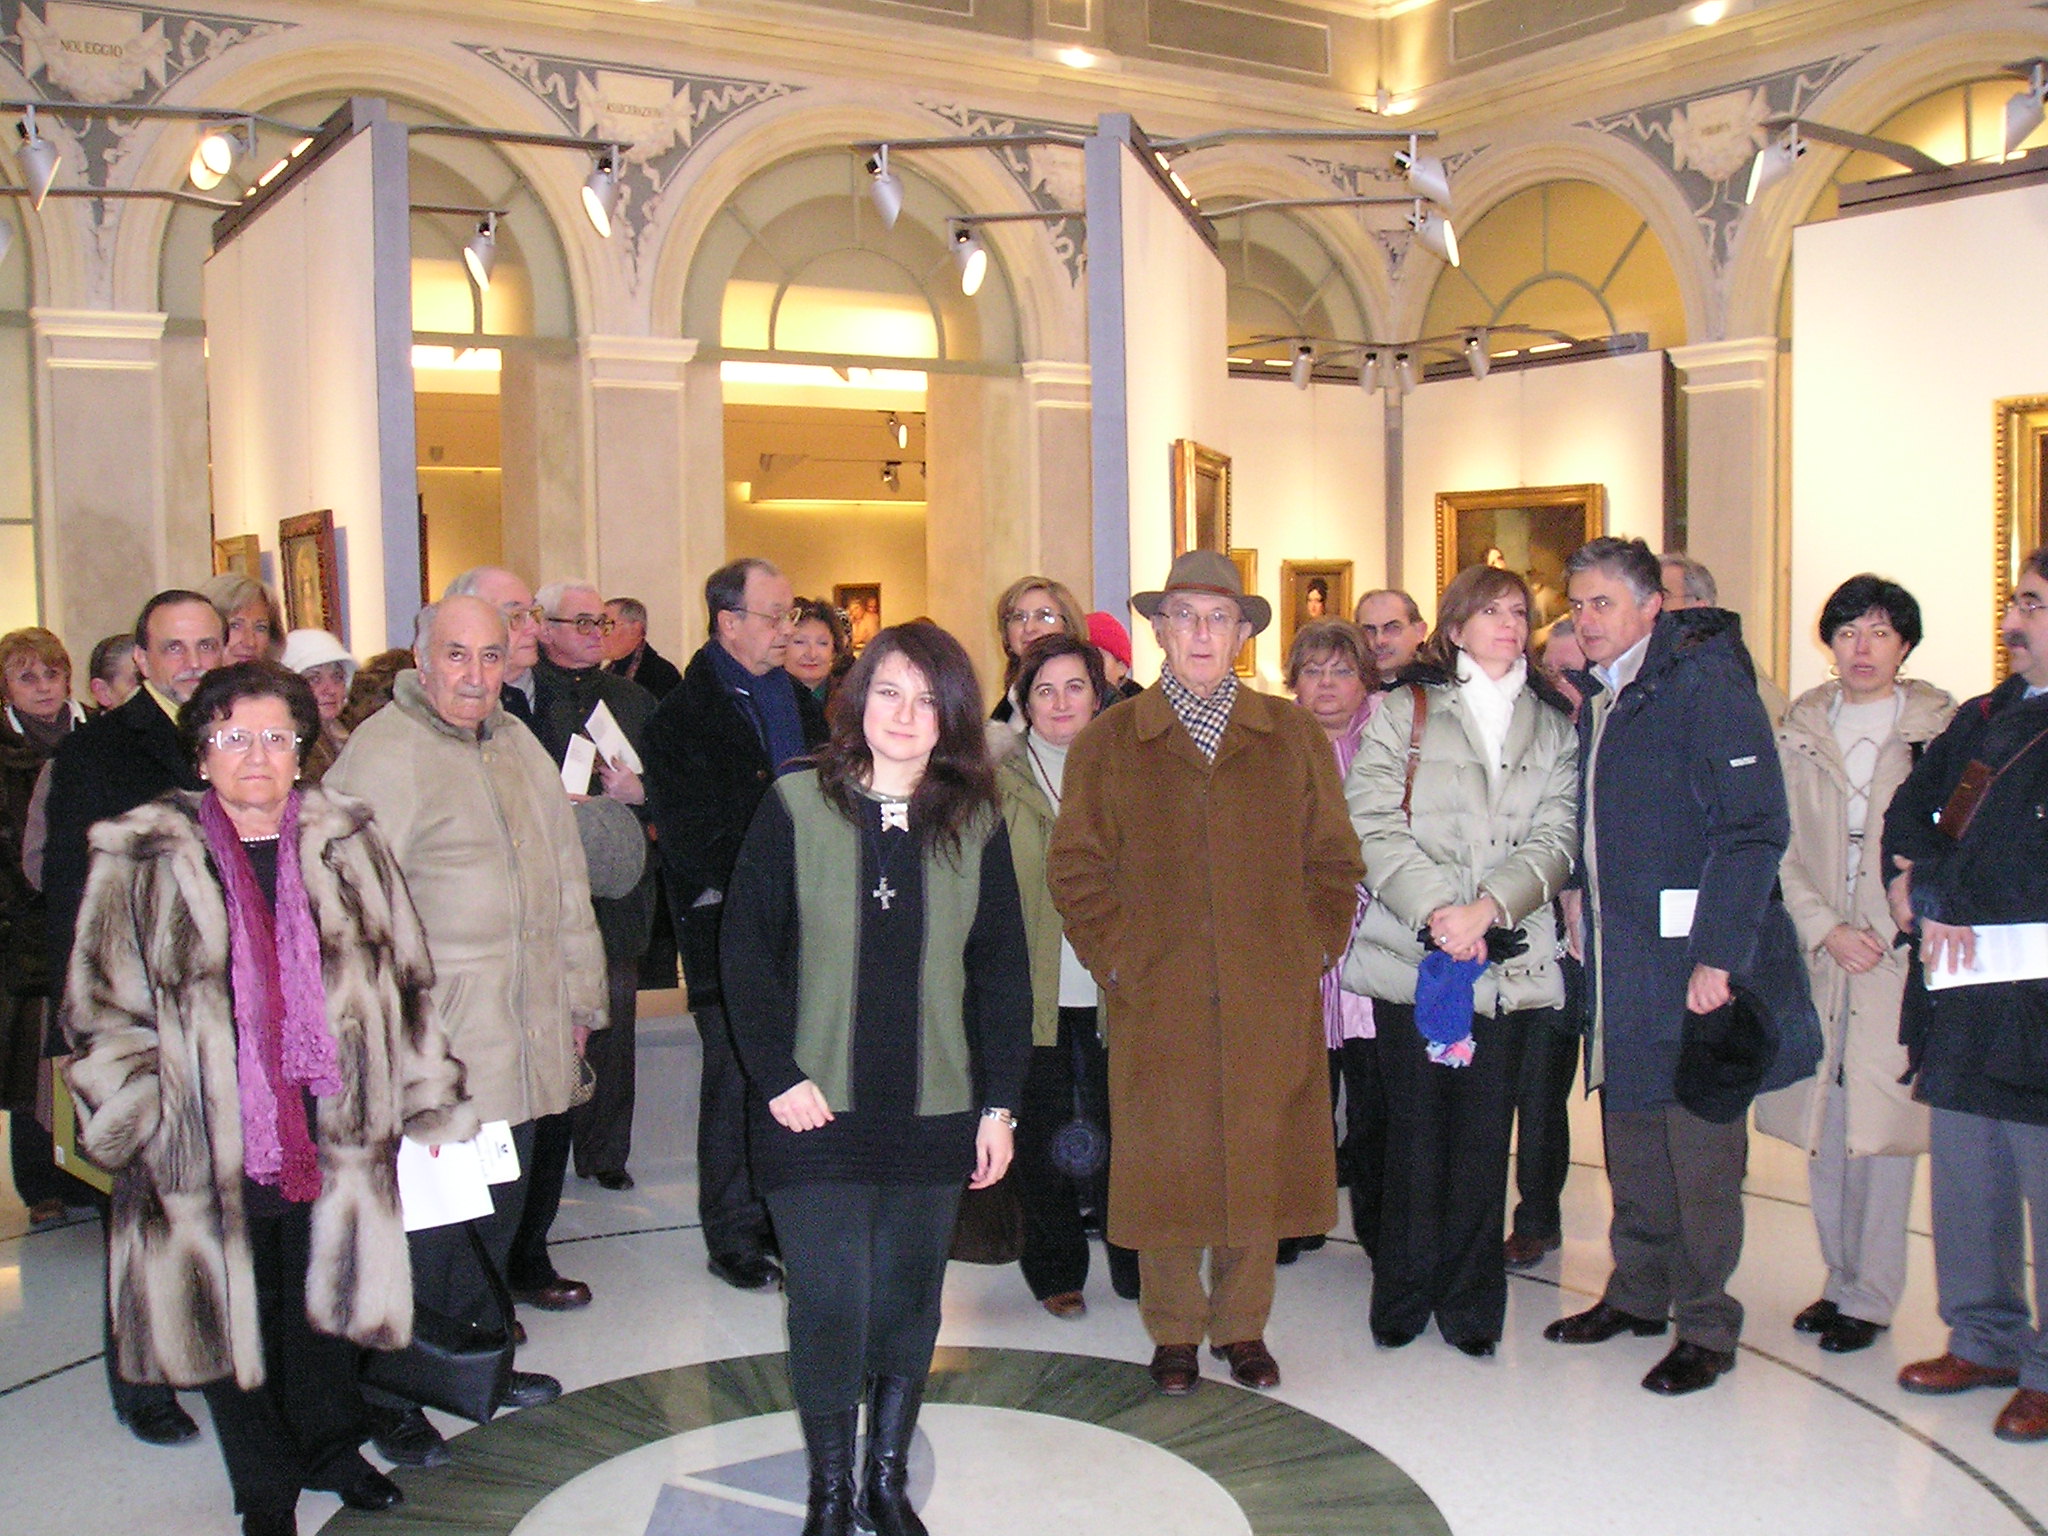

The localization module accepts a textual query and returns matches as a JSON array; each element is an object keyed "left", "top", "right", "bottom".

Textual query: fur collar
[{"left": 88, "top": 786, "right": 378, "bottom": 860}]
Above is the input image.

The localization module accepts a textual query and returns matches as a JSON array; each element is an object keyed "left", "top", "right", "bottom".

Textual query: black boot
[
  {"left": 858, "top": 1375, "right": 928, "bottom": 1536},
  {"left": 799, "top": 1407, "right": 860, "bottom": 1536}
]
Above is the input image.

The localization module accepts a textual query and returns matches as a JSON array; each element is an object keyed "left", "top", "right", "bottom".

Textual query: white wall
[
  {"left": 1403, "top": 351, "right": 1669, "bottom": 624},
  {"left": 1790, "top": 181, "right": 2048, "bottom": 701}
]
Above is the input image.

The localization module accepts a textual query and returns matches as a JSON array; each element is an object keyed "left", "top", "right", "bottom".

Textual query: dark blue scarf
[{"left": 708, "top": 640, "right": 808, "bottom": 776}]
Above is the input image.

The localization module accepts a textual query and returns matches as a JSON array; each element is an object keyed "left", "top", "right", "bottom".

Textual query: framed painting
[
  {"left": 212, "top": 532, "right": 260, "bottom": 580},
  {"left": 1278, "top": 559, "right": 1353, "bottom": 661},
  {"left": 1995, "top": 396, "right": 2048, "bottom": 682},
  {"left": 835, "top": 582, "right": 882, "bottom": 652},
  {"left": 1171, "top": 439, "right": 1231, "bottom": 557},
  {"left": 1226, "top": 548, "right": 1257, "bottom": 678},
  {"left": 1433, "top": 483, "right": 1605, "bottom": 628},
  {"left": 279, "top": 510, "right": 340, "bottom": 636}
]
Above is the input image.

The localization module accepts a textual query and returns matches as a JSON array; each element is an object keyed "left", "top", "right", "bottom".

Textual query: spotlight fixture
[
  {"left": 1290, "top": 342, "right": 1314, "bottom": 390},
  {"left": 2007, "top": 62, "right": 2048, "bottom": 156},
  {"left": 1408, "top": 202, "right": 1458, "bottom": 266},
  {"left": 886, "top": 412, "right": 908, "bottom": 449},
  {"left": 1463, "top": 331, "right": 1490, "bottom": 380},
  {"left": 188, "top": 122, "right": 249, "bottom": 191},
  {"left": 868, "top": 145, "right": 904, "bottom": 231},
  {"left": 1396, "top": 138, "right": 1451, "bottom": 206},
  {"left": 1394, "top": 351, "right": 1417, "bottom": 394},
  {"left": 1744, "top": 125, "right": 1805, "bottom": 204},
  {"left": 582, "top": 147, "right": 621, "bottom": 237},
  {"left": 950, "top": 222, "right": 987, "bottom": 297},
  {"left": 1360, "top": 348, "right": 1383, "bottom": 393},
  {"left": 882, "top": 460, "right": 902, "bottom": 493},
  {"left": 464, "top": 211, "right": 498, "bottom": 291},
  {"left": 16, "top": 107, "right": 59, "bottom": 211}
]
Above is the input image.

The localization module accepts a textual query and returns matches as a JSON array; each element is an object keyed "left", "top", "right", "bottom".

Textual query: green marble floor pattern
[{"left": 326, "top": 1346, "right": 1449, "bottom": 1535}]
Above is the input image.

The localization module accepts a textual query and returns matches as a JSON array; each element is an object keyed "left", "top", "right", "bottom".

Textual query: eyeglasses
[
  {"left": 1005, "top": 606, "right": 1063, "bottom": 629},
  {"left": 2008, "top": 593, "right": 2048, "bottom": 616},
  {"left": 1298, "top": 663, "right": 1360, "bottom": 681},
  {"left": 502, "top": 604, "right": 545, "bottom": 628},
  {"left": 740, "top": 607, "right": 797, "bottom": 629},
  {"left": 547, "top": 613, "right": 617, "bottom": 636},
  {"left": 1161, "top": 606, "right": 1241, "bottom": 634},
  {"left": 207, "top": 727, "right": 299, "bottom": 756}
]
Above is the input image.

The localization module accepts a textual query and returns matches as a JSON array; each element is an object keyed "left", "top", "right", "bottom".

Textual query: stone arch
[{"left": 1724, "top": 21, "right": 2048, "bottom": 339}]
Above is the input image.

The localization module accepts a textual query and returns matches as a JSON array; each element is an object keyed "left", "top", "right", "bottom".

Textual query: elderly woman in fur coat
[{"left": 62, "top": 661, "right": 474, "bottom": 1536}]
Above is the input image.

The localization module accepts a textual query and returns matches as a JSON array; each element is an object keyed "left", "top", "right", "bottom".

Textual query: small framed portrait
[
  {"left": 279, "top": 510, "right": 340, "bottom": 636},
  {"left": 1433, "top": 484, "right": 1605, "bottom": 629},
  {"left": 1226, "top": 548, "right": 1257, "bottom": 678},
  {"left": 1279, "top": 559, "right": 1353, "bottom": 660},
  {"left": 1995, "top": 396, "right": 2048, "bottom": 682},
  {"left": 1171, "top": 439, "right": 1231, "bottom": 557},
  {"left": 834, "top": 583, "right": 882, "bottom": 652},
  {"left": 212, "top": 533, "right": 260, "bottom": 580}
]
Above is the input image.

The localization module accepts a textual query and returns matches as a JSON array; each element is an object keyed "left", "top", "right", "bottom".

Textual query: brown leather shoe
[
  {"left": 1996, "top": 1388, "right": 2048, "bottom": 1442},
  {"left": 1042, "top": 1291, "right": 1087, "bottom": 1319},
  {"left": 1149, "top": 1344, "right": 1201, "bottom": 1395},
  {"left": 1504, "top": 1232, "right": 1559, "bottom": 1269},
  {"left": 514, "top": 1277, "right": 593, "bottom": 1311},
  {"left": 1898, "top": 1352, "right": 2020, "bottom": 1396},
  {"left": 1209, "top": 1338, "right": 1281, "bottom": 1390}
]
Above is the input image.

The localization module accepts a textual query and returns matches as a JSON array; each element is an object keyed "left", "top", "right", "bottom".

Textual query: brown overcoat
[{"left": 1047, "top": 683, "right": 1362, "bottom": 1249}]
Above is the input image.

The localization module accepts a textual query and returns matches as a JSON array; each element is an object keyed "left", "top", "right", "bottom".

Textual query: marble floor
[{"left": 4, "top": 1004, "right": 2047, "bottom": 1535}]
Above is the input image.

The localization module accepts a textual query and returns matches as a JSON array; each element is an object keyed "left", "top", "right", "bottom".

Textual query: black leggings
[{"left": 765, "top": 1181, "right": 961, "bottom": 1414}]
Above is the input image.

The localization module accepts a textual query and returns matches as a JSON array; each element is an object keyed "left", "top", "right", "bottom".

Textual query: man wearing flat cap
[{"left": 1049, "top": 551, "right": 1363, "bottom": 1395}]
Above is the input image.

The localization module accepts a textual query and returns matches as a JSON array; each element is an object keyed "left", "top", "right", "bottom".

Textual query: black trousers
[
  {"left": 508, "top": 1112, "right": 570, "bottom": 1292},
  {"left": 1507, "top": 1019, "right": 1581, "bottom": 1242},
  {"left": 411, "top": 1119, "right": 534, "bottom": 1328},
  {"left": 1371, "top": 1005, "right": 1518, "bottom": 1344},
  {"left": 199, "top": 1201, "right": 368, "bottom": 1518},
  {"left": 1331, "top": 1038, "right": 1386, "bottom": 1260},
  {"left": 683, "top": 905, "right": 773, "bottom": 1264},
  {"left": 571, "top": 954, "right": 640, "bottom": 1178},
  {"left": 1016, "top": 1007, "right": 1129, "bottom": 1300},
  {"left": 765, "top": 1181, "right": 961, "bottom": 1414}
]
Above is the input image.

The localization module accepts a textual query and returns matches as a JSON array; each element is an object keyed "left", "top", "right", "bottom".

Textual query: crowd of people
[{"left": 4, "top": 535, "right": 2048, "bottom": 1535}]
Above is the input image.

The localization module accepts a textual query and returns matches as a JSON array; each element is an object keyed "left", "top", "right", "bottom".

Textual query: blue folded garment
[{"left": 1415, "top": 949, "right": 1487, "bottom": 1046}]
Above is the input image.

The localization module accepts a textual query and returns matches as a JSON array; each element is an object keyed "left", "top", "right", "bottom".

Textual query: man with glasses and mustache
[
  {"left": 643, "top": 558, "right": 828, "bottom": 1292},
  {"left": 446, "top": 566, "right": 546, "bottom": 728},
  {"left": 1885, "top": 547, "right": 2048, "bottom": 1444}
]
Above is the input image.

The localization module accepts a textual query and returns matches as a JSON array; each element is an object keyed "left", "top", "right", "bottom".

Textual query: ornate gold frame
[
  {"left": 1278, "top": 559, "right": 1353, "bottom": 662},
  {"left": 1994, "top": 396, "right": 2048, "bottom": 683},
  {"left": 1226, "top": 548, "right": 1257, "bottom": 677},
  {"left": 1171, "top": 439, "right": 1231, "bottom": 557},
  {"left": 1433, "top": 483, "right": 1606, "bottom": 600}
]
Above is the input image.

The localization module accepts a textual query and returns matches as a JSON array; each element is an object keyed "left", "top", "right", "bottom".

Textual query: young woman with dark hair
[{"left": 721, "top": 622, "right": 1033, "bottom": 1536}]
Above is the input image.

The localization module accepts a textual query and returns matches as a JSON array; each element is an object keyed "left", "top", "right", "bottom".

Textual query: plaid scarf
[{"left": 1159, "top": 667, "right": 1238, "bottom": 762}]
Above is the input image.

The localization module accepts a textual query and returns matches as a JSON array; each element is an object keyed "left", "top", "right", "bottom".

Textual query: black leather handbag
[{"left": 359, "top": 1221, "right": 514, "bottom": 1424}]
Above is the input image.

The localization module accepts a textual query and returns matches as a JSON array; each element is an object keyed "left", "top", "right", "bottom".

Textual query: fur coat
[{"left": 62, "top": 788, "right": 475, "bottom": 1390}]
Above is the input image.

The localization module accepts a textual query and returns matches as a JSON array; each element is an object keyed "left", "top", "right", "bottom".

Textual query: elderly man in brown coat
[{"left": 1049, "top": 551, "right": 1363, "bottom": 1395}]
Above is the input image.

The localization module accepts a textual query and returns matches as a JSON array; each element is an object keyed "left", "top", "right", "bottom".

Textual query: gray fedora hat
[{"left": 1131, "top": 549, "right": 1272, "bottom": 635}]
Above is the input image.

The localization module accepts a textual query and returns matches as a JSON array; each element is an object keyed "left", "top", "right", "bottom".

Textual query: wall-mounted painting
[
  {"left": 212, "top": 533, "right": 260, "bottom": 580},
  {"left": 1995, "top": 396, "right": 2048, "bottom": 683},
  {"left": 834, "top": 583, "right": 882, "bottom": 651},
  {"left": 1279, "top": 559, "right": 1353, "bottom": 661},
  {"left": 279, "top": 510, "right": 340, "bottom": 637},
  {"left": 1171, "top": 439, "right": 1231, "bottom": 557},
  {"left": 1434, "top": 483, "right": 1606, "bottom": 628},
  {"left": 1226, "top": 548, "right": 1257, "bottom": 678}
]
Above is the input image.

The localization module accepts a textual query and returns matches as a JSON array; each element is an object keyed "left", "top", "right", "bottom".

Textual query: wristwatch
[{"left": 981, "top": 1107, "right": 1018, "bottom": 1129}]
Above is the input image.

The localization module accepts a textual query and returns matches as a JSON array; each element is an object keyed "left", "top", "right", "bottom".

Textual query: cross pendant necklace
[
  {"left": 868, "top": 796, "right": 911, "bottom": 910},
  {"left": 872, "top": 874, "right": 897, "bottom": 910}
]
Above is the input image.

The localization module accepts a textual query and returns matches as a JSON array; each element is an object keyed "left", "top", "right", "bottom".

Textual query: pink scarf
[{"left": 198, "top": 790, "right": 340, "bottom": 1202}]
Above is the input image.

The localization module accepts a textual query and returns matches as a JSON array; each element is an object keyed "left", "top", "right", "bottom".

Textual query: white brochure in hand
[
  {"left": 475, "top": 1118, "right": 521, "bottom": 1183},
  {"left": 397, "top": 1135, "right": 494, "bottom": 1232},
  {"left": 585, "top": 700, "right": 643, "bottom": 773},
  {"left": 1923, "top": 923, "right": 2048, "bottom": 991},
  {"left": 561, "top": 734, "right": 598, "bottom": 796}
]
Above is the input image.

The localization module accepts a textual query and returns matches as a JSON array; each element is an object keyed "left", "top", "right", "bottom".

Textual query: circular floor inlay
[{"left": 327, "top": 1347, "right": 1449, "bottom": 1536}]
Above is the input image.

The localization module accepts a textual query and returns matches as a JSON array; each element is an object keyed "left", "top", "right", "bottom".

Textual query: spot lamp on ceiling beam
[
  {"left": 1290, "top": 341, "right": 1314, "bottom": 390},
  {"left": 886, "top": 411, "right": 908, "bottom": 449},
  {"left": 868, "top": 145, "right": 904, "bottom": 231},
  {"left": 950, "top": 222, "right": 987, "bottom": 297},
  {"left": 188, "top": 120, "right": 250, "bottom": 191},
  {"left": 1395, "top": 137, "right": 1451, "bottom": 207},
  {"left": 582, "top": 146, "right": 621, "bottom": 238},
  {"left": 1408, "top": 201, "right": 1458, "bottom": 266},
  {"left": 16, "top": 107, "right": 59, "bottom": 211},
  {"left": 1464, "top": 330, "right": 1490, "bottom": 380},
  {"left": 1394, "top": 351, "right": 1417, "bottom": 394},
  {"left": 882, "top": 460, "right": 902, "bottom": 493},
  {"left": 1360, "top": 348, "right": 1382, "bottom": 393},
  {"left": 2006, "top": 62, "right": 2048, "bottom": 156},
  {"left": 464, "top": 210, "right": 498, "bottom": 291},
  {"left": 1744, "top": 125, "right": 1804, "bottom": 204}
]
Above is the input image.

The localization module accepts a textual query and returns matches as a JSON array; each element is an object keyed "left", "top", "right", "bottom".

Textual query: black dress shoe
[
  {"left": 370, "top": 1403, "right": 451, "bottom": 1468},
  {"left": 1819, "top": 1315, "right": 1888, "bottom": 1354},
  {"left": 1543, "top": 1301, "right": 1668, "bottom": 1345},
  {"left": 1453, "top": 1338, "right": 1497, "bottom": 1359},
  {"left": 497, "top": 1369, "right": 563, "bottom": 1410},
  {"left": 594, "top": 1169, "right": 635, "bottom": 1192},
  {"left": 1275, "top": 1238, "right": 1303, "bottom": 1265},
  {"left": 1641, "top": 1340, "right": 1736, "bottom": 1395},
  {"left": 708, "top": 1252, "right": 784, "bottom": 1292},
  {"left": 123, "top": 1395, "right": 201, "bottom": 1446},
  {"left": 513, "top": 1277, "right": 593, "bottom": 1310},
  {"left": 242, "top": 1508, "right": 297, "bottom": 1536},
  {"left": 1372, "top": 1328, "right": 1418, "bottom": 1349},
  {"left": 320, "top": 1456, "right": 405, "bottom": 1512},
  {"left": 1792, "top": 1298, "right": 1840, "bottom": 1335}
]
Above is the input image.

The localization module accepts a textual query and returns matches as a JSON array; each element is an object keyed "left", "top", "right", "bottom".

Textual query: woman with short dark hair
[{"left": 721, "top": 623, "right": 1032, "bottom": 1536}]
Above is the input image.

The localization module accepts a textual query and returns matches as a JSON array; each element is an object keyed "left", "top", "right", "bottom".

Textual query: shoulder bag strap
[{"left": 1400, "top": 682, "right": 1428, "bottom": 826}]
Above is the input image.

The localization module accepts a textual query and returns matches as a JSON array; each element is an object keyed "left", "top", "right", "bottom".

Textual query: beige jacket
[
  {"left": 325, "top": 672, "right": 606, "bottom": 1126},
  {"left": 1755, "top": 678, "right": 1954, "bottom": 1157}
]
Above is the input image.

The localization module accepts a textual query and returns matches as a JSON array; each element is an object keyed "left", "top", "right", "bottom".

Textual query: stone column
[
  {"left": 500, "top": 345, "right": 586, "bottom": 598},
  {"left": 928, "top": 371, "right": 1029, "bottom": 702},
  {"left": 1671, "top": 337, "right": 1784, "bottom": 685},
  {"left": 1022, "top": 360, "right": 1093, "bottom": 601},
  {"left": 580, "top": 336, "right": 699, "bottom": 660}
]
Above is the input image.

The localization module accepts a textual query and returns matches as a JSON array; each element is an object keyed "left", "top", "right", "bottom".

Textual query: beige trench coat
[
  {"left": 1047, "top": 684, "right": 1362, "bottom": 1249},
  {"left": 326, "top": 672, "right": 606, "bottom": 1126},
  {"left": 1754, "top": 678, "right": 1954, "bottom": 1157}
]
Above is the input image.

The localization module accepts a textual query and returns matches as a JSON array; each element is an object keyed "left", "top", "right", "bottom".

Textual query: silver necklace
[{"left": 866, "top": 798, "right": 911, "bottom": 910}]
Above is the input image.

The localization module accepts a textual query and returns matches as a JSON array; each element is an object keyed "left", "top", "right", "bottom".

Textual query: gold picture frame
[
  {"left": 1994, "top": 396, "right": 2048, "bottom": 683},
  {"left": 279, "top": 510, "right": 340, "bottom": 637},
  {"left": 1278, "top": 559, "right": 1353, "bottom": 662},
  {"left": 212, "top": 532, "right": 260, "bottom": 579},
  {"left": 1226, "top": 548, "right": 1257, "bottom": 678},
  {"left": 1171, "top": 439, "right": 1231, "bottom": 557},
  {"left": 1434, "top": 483, "right": 1605, "bottom": 627}
]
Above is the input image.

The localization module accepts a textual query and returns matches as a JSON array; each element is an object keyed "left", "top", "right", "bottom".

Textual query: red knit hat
[{"left": 1086, "top": 611, "right": 1133, "bottom": 668}]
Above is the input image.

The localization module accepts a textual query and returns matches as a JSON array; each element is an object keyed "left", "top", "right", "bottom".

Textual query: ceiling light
[
  {"left": 868, "top": 146, "right": 904, "bottom": 231},
  {"left": 1744, "top": 125, "right": 1805, "bottom": 203},
  {"left": 16, "top": 108, "right": 59, "bottom": 211},
  {"left": 1394, "top": 351, "right": 1417, "bottom": 394},
  {"left": 951, "top": 223, "right": 987, "bottom": 296},
  {"left": 1464, "top": 331, "right": 1490, "bottom": 380},
  {"left": 1057, "top": 46, "right": 1097, "bottom": 69},
  {"left": 464, "top": 211, "right": 497, "bottom": 291},
  {"left": 1381, "top": 97, "right": 1417, "bottom": 118},
  {"left": 2006, "top": 64, "right": 2048, "bottom": 156},
  {"left": 882, "top": 460, "right": 902, "bottom": 492},
  {"left": 1360, "top": 348, "right": 1382, "bottom": 393},
  {"left": 188, "top": 124, "right": 246, "bottom": 191},
  {"left": 1396, "top": 139, "right": 1451, "bottom": 206},
  {"left": 1688, "top": 1, "right": 1728, "bottom": 24},
  {"left": 582, "top": 148, "right": 620, "bottom": 237},
  {"left": 1408, "top": 203, "right": 1458, "bottom": 266},
  {"left": 886, "top": 412, "right": 908, "bottom": 449},
  {"left": 1290, "top": 342, "right": 1314, "bottom": 390}
]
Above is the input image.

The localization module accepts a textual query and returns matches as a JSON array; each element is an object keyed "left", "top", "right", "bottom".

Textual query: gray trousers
[
  {"left": 1810, "top": 1081, "right": 1917, "bottom": 1326},
  {"left": 1601, "top": 1100, "right": 1748, "bottom": 1351},
  {"left": 1929, "top": 1107, "right": 2048, "bottom": 1391}
]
